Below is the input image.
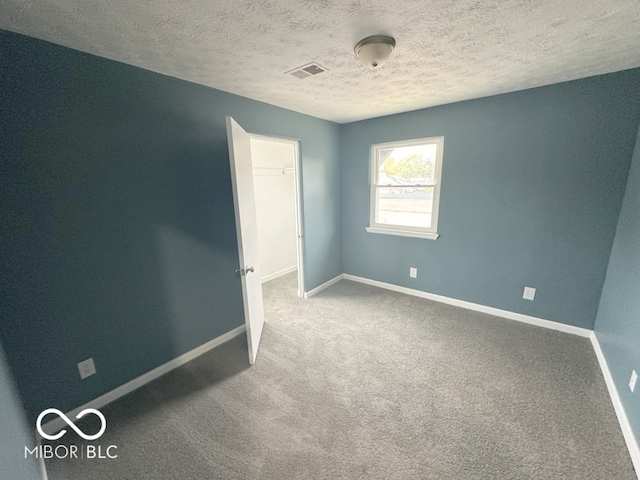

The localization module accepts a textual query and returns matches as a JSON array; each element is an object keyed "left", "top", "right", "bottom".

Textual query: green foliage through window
[{"left": 383, "top": 154, "right": 433, "bottom": 180}]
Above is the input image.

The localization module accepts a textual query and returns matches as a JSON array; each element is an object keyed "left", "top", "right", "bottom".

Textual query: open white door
[{"left": 226, "top": 117, "right": 265, "bottom": 364}]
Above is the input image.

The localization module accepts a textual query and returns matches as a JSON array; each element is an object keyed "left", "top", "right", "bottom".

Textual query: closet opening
[{"left": 249, "top": 135, "right": 304, "bottom": 298}]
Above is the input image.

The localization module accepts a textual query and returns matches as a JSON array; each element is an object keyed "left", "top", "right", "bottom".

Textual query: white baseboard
[
  {"left": 342, "top": 274, "right": 592, "bottom": 337},
  {"left": 262, "top": 265, "right": 297, "bottom": 283},
  {"left": 303, "top": 274, "right": 345, "bottom": 298},
  {"left": 591, "top": 333, "right": 640, "bottom": 477},
  {"left": 40, "top": 325, "right": 246, "bottom": 436}
]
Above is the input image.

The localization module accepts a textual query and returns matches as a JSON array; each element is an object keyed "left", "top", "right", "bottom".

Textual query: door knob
[{"left": 235, "top": 266, "right": 255, "bottom": 276}]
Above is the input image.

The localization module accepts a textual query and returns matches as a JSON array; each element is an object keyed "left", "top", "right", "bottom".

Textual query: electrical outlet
[
  {"left": 409, "top": 267, "right": 418, "bottom": 278},
  {"left": 630, "top": 370, "right": 637, "bottom": 393},
  {"left": 78, "top": 358, "right": 96, "bottom": 380},
  {"left": 523, "top": 287, "right": 536, "bottom": 301}
]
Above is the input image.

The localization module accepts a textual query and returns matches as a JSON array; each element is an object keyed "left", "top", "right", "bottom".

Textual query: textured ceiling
[{"left": 2, "top": 0, "right": 640, "bottom": 123}]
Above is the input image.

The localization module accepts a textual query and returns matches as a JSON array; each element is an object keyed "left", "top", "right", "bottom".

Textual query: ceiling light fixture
[{"left": 354, "top": 35, "right": 396, "bottom": 69}]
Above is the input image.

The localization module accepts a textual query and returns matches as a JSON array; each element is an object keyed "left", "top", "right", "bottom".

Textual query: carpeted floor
[{"left": 45, "top": 273, "right": 636, "bottom": 479}]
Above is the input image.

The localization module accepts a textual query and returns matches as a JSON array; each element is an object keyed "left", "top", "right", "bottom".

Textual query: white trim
[
  {"left": 591, "top": 333, "right": 640, "bottom": 477},
  {"left": 40, "top": 325, "right": 246, "bottom": 436},
  {"left": 342, "top": 274, "right": 592, "bottom": 337},
  {"left": 262, "top": 265, "right": 297, "bottom": 283},
  {"left": 366, "top": 227, "right": 439, "bottom": 240},
  {"left": 292, "top": 140, "right": 305, "bottom": 299},
  {"left": 303, "top": 274, "right": 345, "bottom": 299}
]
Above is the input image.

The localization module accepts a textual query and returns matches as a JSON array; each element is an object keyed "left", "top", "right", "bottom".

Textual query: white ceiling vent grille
[{"left": 286, "top": 63, "right": 328, "bottom": 79}]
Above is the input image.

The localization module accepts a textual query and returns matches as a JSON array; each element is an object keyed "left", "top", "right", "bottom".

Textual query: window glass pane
[
  {"left": 377, "top": 144, "right": 437, "bottom": 186},
  {"left": 375, "top": 186, "right": 434, "bottom": 229}
]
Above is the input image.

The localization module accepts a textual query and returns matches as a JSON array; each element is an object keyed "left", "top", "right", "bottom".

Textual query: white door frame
[{"left": 249, "top": 134, "right": 305, "bottom": 298}]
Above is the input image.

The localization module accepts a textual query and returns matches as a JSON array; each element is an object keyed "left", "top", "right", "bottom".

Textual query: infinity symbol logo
[{"left": 36, "top": 408, "right": 107, "bottom": 441}]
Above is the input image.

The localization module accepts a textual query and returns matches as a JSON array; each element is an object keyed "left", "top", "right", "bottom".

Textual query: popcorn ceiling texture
[{"left": 1, "top": 0, "right": 640, "bottom": 122}]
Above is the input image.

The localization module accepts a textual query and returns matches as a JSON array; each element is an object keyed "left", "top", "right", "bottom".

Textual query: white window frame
[{"left": 366, "top": 136, "right": 444, "bottom": 240}]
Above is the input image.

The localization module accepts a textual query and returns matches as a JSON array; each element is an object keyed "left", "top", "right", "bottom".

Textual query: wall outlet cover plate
[{"left": 78, "top": 358, "right": 96, "bottom": 380}]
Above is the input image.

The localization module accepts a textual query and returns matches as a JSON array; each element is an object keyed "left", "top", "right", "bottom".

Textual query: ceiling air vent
[{"left": 286, "top": 62, "right": 328, "bottom": 79}]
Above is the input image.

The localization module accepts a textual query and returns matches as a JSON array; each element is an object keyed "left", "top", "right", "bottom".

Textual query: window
[{"left": 367, "top": 136, "right": 444, "bottom": 240}]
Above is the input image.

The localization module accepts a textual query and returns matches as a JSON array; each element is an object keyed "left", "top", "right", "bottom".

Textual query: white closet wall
[{"left": 250, "top": 138, "right": 298, "bottom": 282}]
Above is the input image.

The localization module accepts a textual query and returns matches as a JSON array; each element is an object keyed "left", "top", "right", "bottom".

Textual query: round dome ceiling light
[{"left": 354, "top": 35, "right": 396, "bottom": 69}]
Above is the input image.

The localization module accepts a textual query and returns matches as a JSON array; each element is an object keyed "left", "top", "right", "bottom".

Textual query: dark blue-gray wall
[
  {"left": 594, "top": 123, "right": 640, "bottom": 446},
  {"left": 341, "top": 70, "right": 640, "bottom": 329},
  {"left": 0, "top": 345, "right": 41, "bottom": 479},
  {"left": 0, "top": 29, "right": 341, "bottom": 420}
]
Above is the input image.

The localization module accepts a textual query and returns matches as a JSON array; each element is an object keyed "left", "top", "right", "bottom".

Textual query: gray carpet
[{"left": 45, "top": 273, "right": 636, "bottom": 479}]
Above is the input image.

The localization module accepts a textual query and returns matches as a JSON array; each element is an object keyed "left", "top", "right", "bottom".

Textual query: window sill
[{"left": 366, "top": 227, "right": 439, "bottom": 240}]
